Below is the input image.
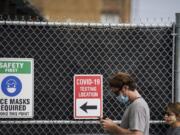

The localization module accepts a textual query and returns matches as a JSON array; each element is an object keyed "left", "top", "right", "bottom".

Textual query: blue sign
[{"left": 1, "top": 76, "right": 22, "bottom": 97}]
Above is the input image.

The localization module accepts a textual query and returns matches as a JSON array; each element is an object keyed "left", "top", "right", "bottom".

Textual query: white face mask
[
  {"left": 6, "top": 79, "right": 17, "bottom": 93},
  {"left": 116, "top": 93, "right": 129, "bottom": 104},
  {"left": 7, "top": 87, "right": 16, "bottom": 93},
  {"left": 6, "top": 80, "right": 16, "bottom": 93}
]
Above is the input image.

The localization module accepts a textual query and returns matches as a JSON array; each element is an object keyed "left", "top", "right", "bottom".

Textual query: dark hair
[
  {"left": 109, "top": 72, "right": 136, "bottom": 91},
  {"left": 166, "top": 102, "right": 180, "bottom": 116}
]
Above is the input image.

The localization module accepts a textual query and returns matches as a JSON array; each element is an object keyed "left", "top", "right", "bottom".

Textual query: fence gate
[{"left": 0, "top": 21, "right": 174, "bottom": 135}]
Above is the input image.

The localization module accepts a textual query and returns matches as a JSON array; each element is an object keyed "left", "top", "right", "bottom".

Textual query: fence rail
[
  {"left": 0, "top": 20, "right": 173, "bottom": 27},
  {"left": 0, "top": 120, "right": 165, "bottom": 124}
]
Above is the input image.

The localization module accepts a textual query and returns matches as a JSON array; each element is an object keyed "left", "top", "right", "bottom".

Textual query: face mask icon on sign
[{"left": 6, "top": 79, "right": 17, "bottom": 93}]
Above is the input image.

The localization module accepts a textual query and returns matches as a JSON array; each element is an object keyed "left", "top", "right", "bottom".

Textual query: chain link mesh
[{"left": 0, "top": 21, "right": 174, "bottom": 135}]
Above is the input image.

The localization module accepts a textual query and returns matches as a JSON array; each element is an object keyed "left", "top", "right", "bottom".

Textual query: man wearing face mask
[{"left": 100, "top": 72, "right": 150, "bottom": 135}]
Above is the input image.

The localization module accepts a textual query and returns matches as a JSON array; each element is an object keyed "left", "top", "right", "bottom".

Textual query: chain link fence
[{"left": 0, "top": 20, "right": 174, "bottom": 135}]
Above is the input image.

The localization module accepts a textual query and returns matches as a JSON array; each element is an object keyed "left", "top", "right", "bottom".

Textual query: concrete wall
[{"left": 31, "top": 0, "right": 130, "bottom": 23}]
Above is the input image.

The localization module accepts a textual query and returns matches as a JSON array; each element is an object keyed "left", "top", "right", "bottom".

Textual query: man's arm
[{"left": 101, "top": 118, "right": 143, "bottom": 135}]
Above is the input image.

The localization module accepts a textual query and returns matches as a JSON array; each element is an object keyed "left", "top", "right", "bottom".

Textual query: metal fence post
[{"left": 175, "top": 13, "right": 180, "bottom": 102}]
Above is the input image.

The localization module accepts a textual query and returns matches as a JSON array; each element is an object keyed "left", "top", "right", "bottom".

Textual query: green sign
[{"left": 0, "top": 61, "right": 31, "bottom": 74}]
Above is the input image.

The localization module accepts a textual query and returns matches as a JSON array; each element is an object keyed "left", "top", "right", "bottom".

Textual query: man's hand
[
  {"left": 100, "top": 117, "right": 118, "bottom": 133},
  {"left": 100, "top": 118, "right": 143, "bottom": 135}
]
